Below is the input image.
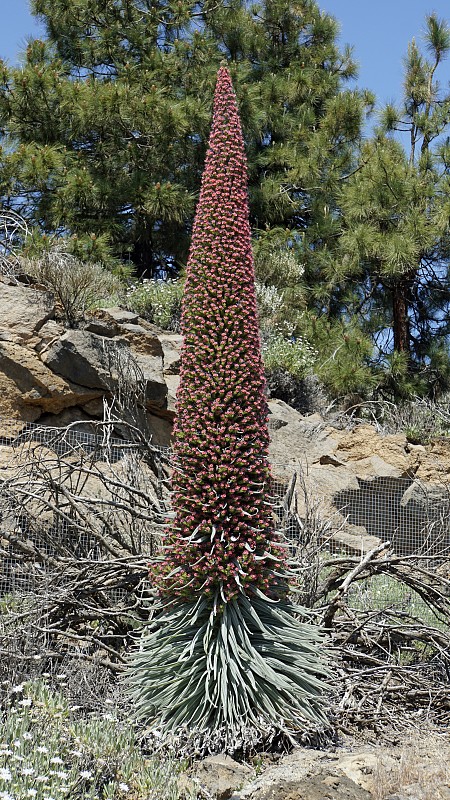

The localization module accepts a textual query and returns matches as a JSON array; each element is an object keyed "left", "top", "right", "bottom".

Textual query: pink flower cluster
[{"left": 152, "top": 67, "right": 285, "bottom": 601}]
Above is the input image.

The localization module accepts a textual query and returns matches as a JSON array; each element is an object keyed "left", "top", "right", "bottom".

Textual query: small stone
[{"left": 192, "top": 755, "right": 253, "bottom": 800}]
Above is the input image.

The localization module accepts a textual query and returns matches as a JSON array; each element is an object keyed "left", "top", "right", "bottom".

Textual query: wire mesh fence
[{"left": 0, "top": 416, "right": 449, "bottom": 624}]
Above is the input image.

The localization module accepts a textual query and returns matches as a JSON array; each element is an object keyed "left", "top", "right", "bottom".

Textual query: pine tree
[
  {"left": 329, "top": 14, "right": 450, "bottom": 398},
  {"left": 0, "top": 0, "right": 370, "bottom": 278},
  {"left": 125, "top": 67, "right": 329, "bottom": 747},
  {"left": 0, "top": 1, "right": 219, "bottom": 272}
]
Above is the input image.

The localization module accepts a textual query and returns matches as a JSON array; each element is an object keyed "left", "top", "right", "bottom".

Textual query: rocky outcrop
[
  {"left": 268, "top": 399, "right": 450, "bottom": 557},
  {"left": 185, "top": 734, "right": 450, "bottom": 800},
  {"left": 0, "top": 280, "right": 176, "bottom": 443},
  {"left": 0, "top": 281, "right": 54, "bottom": 344},
  {"left": 184, "top": 747, "right": 386, "bottom": 800},
  {"left": 0, "top": 278, "right": 449, "bottom": 553},
  {"left": 187, "top": 755, "right": 253, "bottom": 800},
  {"left": 0, "top": 340, "right": 102, "bottom": 422},
  {"left": 41, "top": 329, "right": 167, "bottom": 409},
  {"left": 237, "top": 733, "right": 450, "bottom": 800}
]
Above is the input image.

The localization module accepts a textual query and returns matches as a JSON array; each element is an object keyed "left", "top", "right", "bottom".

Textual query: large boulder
[
  {"left": 189, "top": 756, "right": 253, "bottom": 800},
  {"left": 41, "top": 329, "right": 168, "bottom": 410},
  {"left": 0, "top": 341, "right": 102, "bottom": 421},
  {"left": 42, "top": 329, "right": 114, "bottom": 390},
  {"left": 230, "top": 747, "right": 377, "bottom": 800},
  {"left": 0, "top": 279, "right": 54, "bottom": 344}
]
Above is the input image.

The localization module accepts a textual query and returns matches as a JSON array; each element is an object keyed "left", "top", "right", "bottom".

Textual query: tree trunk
[
  {"left": 392, "top": 271, "right": 415, "bottom": 357},
  {"left": 131, "top": 236, "right": 154, "bottom": 277},
  {"left": 393, "top": 283, "right": 409, "bottom": 354}
]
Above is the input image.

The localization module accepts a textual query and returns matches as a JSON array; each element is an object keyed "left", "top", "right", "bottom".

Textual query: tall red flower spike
[{"left": 155, "top": 66, "right": 283, "bottom": 601}]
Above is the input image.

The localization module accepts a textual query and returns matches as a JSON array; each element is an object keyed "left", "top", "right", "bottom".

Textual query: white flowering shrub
[
  {"left": 0, "top": 681, "right": 196, "bottom": 800},
  {"left": 254, "top": 240, "right": 305, "bottom": 289},
  {"left": 269, "top": 249, "right": 305, "bottom": 284},
  {"left": 262, "top": 330, "right": 317, "bottom": 379},
  {"left": 125, "top": 278, "right": 183, "bottom": 331},
  {"left": 255, "top": 281, "right": 284, "bottom": 323}
]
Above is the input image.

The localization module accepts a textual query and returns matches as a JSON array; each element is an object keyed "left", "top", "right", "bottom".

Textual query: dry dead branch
[
  {"left": 0, "top": 210, "right": 29, "bottom": 280},
  {"left": 277, "top": 471, "right": 450, "bottom": 734},
  {"left": 0, "top": 420, "right": 170, "bottom": 688}
]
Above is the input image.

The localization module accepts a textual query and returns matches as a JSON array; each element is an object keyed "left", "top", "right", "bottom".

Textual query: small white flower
[
  {"left": 0, "top": 750, "right": 12, "bottom": 757},
  {"left": 118, "top": 783, "right": 129, "bottom": 793},
  {"left": 18, "top": 699, "right": 32, "bottom": 707},
  {"left": 36, "top": 776, "right": 49, "bottom": 783},
  {"left": 22, "top": 733, "right": 32, "bottom": 741},
  {"left": 50, "top": 758, "right": 63, "bottom": 765},
  {"left": 27, "top": 790, "right": 38, "bottom": 798},
  {"left": 79, "top": 771, "right": 92, "bottom": 779},
  {"left": 56, "top": 772, "right": 67, "bottom": 780},
  {"left": 69, "top": 705, "right": 80, "bottom": 712},
  {"left": 12, "top": 756, "right": 23, "bottom": 763},
  {"left": 11, "top": 683, "right": 24, "bottom": 693},
  {"left": 0, "top": 791, "right": 14, "bottom": 800},
  {"left": 12, "top": 741, "right": 21, "bottom": 749},
  {"left": 0, "top": 768, "right": 12, "bottom": 781},
  {"left": 69, "top": 750, "right": 82, "bottom": 757},
  {"left": 36, "top": 746, "right": 48, "bottom": 754},
  {"left": 21, "top": 768, "right": 35, "bottom": 776}
]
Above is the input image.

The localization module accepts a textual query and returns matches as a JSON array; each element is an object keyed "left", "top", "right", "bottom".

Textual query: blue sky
[
  {"left": 2, "top": 0, "right": 450, "bottom": 109},
  {"left": 323, "top": 1, "right": 450, "bottom": 108}
]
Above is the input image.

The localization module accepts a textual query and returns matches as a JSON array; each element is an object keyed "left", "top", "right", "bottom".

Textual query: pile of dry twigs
[{"left": 0, "top": 426, "right": 448, "bottom": 735}]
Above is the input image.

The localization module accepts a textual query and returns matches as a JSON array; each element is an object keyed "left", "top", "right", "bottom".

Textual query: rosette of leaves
[
  {"left": 125, "top": 67, "right": 330, "bottom": 748},
  {"left": 127, "top": 594, "right": 329, "bottom": 749}
]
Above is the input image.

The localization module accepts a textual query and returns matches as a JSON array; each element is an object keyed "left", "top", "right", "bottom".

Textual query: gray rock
[
  {"left": 0, "top": 340, "right": 102, "bottom": 421},
  {"left": 158, "top": 332, "right": 183, "bottom": 375},
  {"left": 234, "top": 773, "right": 371, "bottom": 800},
  {"left": 35, "top": 320, "right": 65, "bottom": 353},
  {"left": 231, "top": 747, "right": 387, "bottom": 800},
  {"left": 0, "top": 281, "right": 54, "bottom": 343},
  {"left": 85, "top": 320, "right": 118, "bottom": 337},
  {"left": 42, "top": 330, "right": 112, "bottom": 389},
  {"left": 42, "top": 329, "right": 168, "bottom": 411},
  {"left": 117, "top": 325, "right": 164, "bottom": 357},
  {"left": 400, "top": 480, "right": 448, "bottom": 511},
  {"left": 99, "top": 307, "right": 140, "bottom": 325},
  {"left": 384, "top": 786, "right": 425, "bottom": 800},
  {"left": 192, "top": 755, "right": 253, "bottom": 800},
  {"left": 134, "top": 353, "right": 168, "bottom": 409}
]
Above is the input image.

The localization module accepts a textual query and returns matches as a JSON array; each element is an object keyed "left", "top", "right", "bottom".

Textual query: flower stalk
[{"left": 153, "top": 66, "right": 284, "bottom": 602}]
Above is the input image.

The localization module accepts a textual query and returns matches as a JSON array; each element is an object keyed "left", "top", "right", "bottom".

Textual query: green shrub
[
  {"left": 262, "top": 330, "right": 316, "bottom": 380},
  {"left": 0, "top": 680, "right": 195, "bottom": 800},
  {"left": 125, "top": 278, "right": 183, "bottom": 331},
  {"left": 21, "top": 247, "right": 121, "bottom": 326}
]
